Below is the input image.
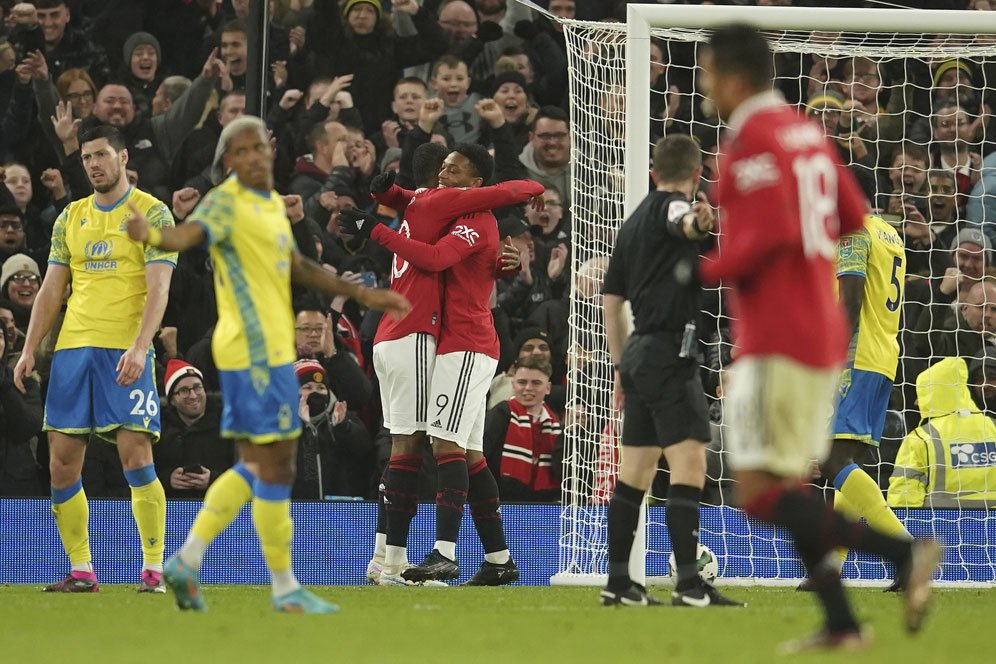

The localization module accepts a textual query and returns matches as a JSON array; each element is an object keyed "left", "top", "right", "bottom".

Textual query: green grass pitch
[{"left": 2, "top": 585, "right": 993, "bottom": 663}]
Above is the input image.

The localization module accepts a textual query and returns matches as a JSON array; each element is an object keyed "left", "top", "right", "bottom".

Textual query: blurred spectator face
[
  {"left": 843, "top": 57, "right": 881, "bottom": 110},
  {"left": 971, "top": 367, "right": 996, "bottom": 412},
  {"left": 170, "top": 375, "right": 207, "bottom": 420},
  {"left": 518, "top": 336, "right": 552, "bottom": 365},
  {"left": 438, "top": 1, "right": 477, "bottom": 45},
  {"left": 151, "top": 82, "right": 170, "bottom": 117},
  {"left": 347, "top": 3, "right": 379, "bottom": 36},
  {"left": 929, "top": 172, "right": 957, "bottom": 222},
  {"left": 295, "top": 310, "right": 325, "bottom": 356},
  {"left": 220, "top": 29, "right": 248, "bottom": 77},
  {"left": 126, "top": 169, "right": 139, "bottom": 186},
  {"left": 510, "top": 228, "right": 534, "bottom": 262},
  {"left": 130, "top": 44, "right": 158, "bottom": 82},
  {"left": 0, "top": 304, "right": 14, "bottom": 347},
  {"left": 525, "top": 188, "right": 563, "bottom": 235},
  {"left": 432, "top": 61, "right": 471, "bottom": 107},
  {"left": 475, "top": 0, "right": 506, "bottom": 13},
  {"left": 547, "top": 0, "right": 575, "bottom": 20},
  {"left": 0, "top": 44, "right": 14, "bottom": 74},
  {"left": 650, "top": 42, "right": 666, "bottom": 86},
  {"left": 5, "top": 271, "right": 40, "bottom": 309},
  {"left": 392, "top": 82, "right": 427, "bottom": 124},
  {"left": 300, "top": 378, "right": 329, "bottom": 399},
  {"left": 497, "top": 54, "right": 534, "bottom": 83},
  {"left": 231, "top": 0, "right": 250, "bottom": 17},
  {"left": 218, "top": 93, "right": 247, "bottom": 127},
  {"left": 95, "top": 85, "right": 136, "bottom": 127},
  {"left": 933, "top": 104, "right": 972, "bottom": 144},
  {"left": 0, "top": 214, "right": 25, "bottom": 252},
  {"left": 511, "top": 366, "right": 551, "bottom": 409},
  {"left": 575, "top": 255, "right": 608, "bottom": 300},
  {"left": 81, "top": 137, "right": 126, "bottom": 194},
  {"left": 65, "top": 79, "right": 95, "bottom": 119},
  {"left": 961, "top": 281, "right": 996, "bottom": 333},
  {"left": 37, "top": 2, "right": 71, "bottom": 46},
  {"left": 530, "top": 117, "right": 570, "bottom": 170},
  {"left": 4, "top": 164, "right": 31, "bottom": 209},
  {"left": 888, "top": 151, "right": 927, "bottom": 193},
  {"left": 494, "top": 81, "right": 528, "bottom": 123},
  {"left": 956, "top": 241, "right": 987, "bottom": 281},
  {"left": 307, "top": 79, "right": 330, "bottom": 108},
  {"left": 808, "top": 104, "right": 842, "bottom": 138}
]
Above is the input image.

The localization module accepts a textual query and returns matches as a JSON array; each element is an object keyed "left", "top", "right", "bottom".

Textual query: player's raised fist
[
  {"left": 358, "top": 287, "right": 412, "bottom": 321},
  {"left": 370, "top": 169, "right": 396, "bottom": 194},
  {"left": 338, "top": 207, "right": 382, "bottom": 239},
  {"left": 281, "top": 194, "right": 305, "bottom": 223},
  {"left": 475, "top": 98, "right": 505, "bottom": 128}
]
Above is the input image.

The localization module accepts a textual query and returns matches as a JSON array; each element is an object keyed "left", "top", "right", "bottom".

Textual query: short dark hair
[
  {"left": 306, "top": 122, "right": 331, "bottom": 152},
  {"left": 221, "top": 18, "right": 248, "bottom": 37},
  {"left": 34, "top": 0, "right": 68, "bottom": 9},
  {"left": 530, "top": 105, "right": 569, "bottom": 131},
  {"left": 394, "top": 76, "right": 428, "bottom": 96},
  {"left": 79, "top": 125, "right": 126, "bottom": 152},
  {"left": 707, "top": 23, "right": 773, "bottom": 92},
  {"left": 652, "top": 134, "right": 701, "bottom": 183},
  {"left": 451, "top": 142, "right": 494, "bottom": 184},
  {"left": 894, "top": 142, "right": 930, "bottom": 167},
  {"left": 413, "top": 142, "right": 448, "bottom": 188},
  {"left": 431, "top": 54, "right": 468, "bottom": 78},
  {"left": 513, "top": 355, "right": 552, "bottom": 378}
]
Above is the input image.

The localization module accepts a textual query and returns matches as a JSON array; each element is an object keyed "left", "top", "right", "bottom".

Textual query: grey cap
[
  {"left": 951, "top": 227, "right": 992, "bottom": 252},
  {"left": 379, "top": 147, "right": 402, "bottom": 174}
]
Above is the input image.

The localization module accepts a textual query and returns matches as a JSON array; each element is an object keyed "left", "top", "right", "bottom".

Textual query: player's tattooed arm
[{"left": 290, "top": 251, "right": 412, "bottom": 321}]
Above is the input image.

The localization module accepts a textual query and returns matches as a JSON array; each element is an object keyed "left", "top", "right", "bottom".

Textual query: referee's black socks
[
  {"left": 667, "top": 484, "right": 703, "bottom": 592},
  {"left": 606, "top": 480, "right": 646, "bottom": 591}
]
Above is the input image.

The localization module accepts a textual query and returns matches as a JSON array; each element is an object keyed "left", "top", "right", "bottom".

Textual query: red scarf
[{"left": 500, "top": 398, "right": 561, "bottom": 493}]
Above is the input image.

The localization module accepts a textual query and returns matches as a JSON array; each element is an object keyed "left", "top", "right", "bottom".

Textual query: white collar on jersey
[{"left": 726, "top": 89, "right": 786, "bottom": 137}]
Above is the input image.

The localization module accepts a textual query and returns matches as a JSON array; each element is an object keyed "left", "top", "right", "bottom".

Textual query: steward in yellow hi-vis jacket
[{"left": 889, "top": 356, "right": 996, "bottom": 508}]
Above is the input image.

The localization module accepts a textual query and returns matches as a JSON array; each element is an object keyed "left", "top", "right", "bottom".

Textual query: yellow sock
[
  {"left": 125, "top": 465, "right": 166, "bottom": 569},
  {"left": 51, "top": 478, "right": 92, "bottom": 566},
  {"left": 190, "top": 465, "right": 254, "bottom": 544},
  {"left": 252, "top": 480, "right": 294, "bottom": 576},
  {"left": 837, "top": 463, "right": 911, "bottom": 539},
  {"left": 832, "top": 490, "right": 860, "bottom": 566}
]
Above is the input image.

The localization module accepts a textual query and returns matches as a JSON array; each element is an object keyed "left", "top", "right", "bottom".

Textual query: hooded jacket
[{"left": 888, "top": 357, "right": 996, "bottom": 507}]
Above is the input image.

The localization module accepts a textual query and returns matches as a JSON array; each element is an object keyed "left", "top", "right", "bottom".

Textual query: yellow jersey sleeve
[
  {"left": 189, "top": 187, "right": 236, "bottom": 245},
  {"left": 837, "top": 229, "right": 870, "bottom": 278},
  {"left": 48, "top": 208, "right": 70, "bottom": 266},
  {"left": 144, "top": 200, "right": 178, "bottom": 265}
]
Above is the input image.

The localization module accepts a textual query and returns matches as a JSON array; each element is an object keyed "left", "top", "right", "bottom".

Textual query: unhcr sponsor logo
[{"left": 84, "top": 239, "right": 117, "bottom": 271}]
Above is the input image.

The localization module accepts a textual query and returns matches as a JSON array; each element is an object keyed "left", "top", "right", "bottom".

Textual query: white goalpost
[{"left": 552, "top": 4, "right": 996, "bottom": 587}]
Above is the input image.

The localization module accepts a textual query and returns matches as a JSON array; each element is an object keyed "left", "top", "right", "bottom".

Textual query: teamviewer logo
[{"left": 949, "top": 442, "right": 996, "bottom": 468}]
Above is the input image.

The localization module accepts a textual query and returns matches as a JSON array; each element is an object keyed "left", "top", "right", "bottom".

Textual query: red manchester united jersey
[
  {"left": 373, "top": 210, "right": 503, "bottom": 359},
  {"left": 699, "top": 91, "right": 866, "bottom": 368},
  {"left": 372, "top": 180, "right": 542, "bottom": 345}
]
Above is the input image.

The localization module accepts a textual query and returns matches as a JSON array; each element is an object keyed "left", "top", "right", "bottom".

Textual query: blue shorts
[
  {"left": 832, "top": 367, "right": 892, "bottom": 446},
  {"left": 218, "top": 363, "right": 301, "bottom": 444},
  {"left": 44, "top": 347, "right": 160, "bottom": 443}
]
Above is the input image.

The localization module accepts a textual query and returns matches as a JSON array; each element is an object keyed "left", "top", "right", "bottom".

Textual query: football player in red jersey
[{"left": 698, "top": 24, "right": 940, "bottom": 651}]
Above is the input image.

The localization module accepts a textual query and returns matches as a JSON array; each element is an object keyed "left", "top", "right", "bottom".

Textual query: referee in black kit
[{"left": 600, "top": 134, "right": 742, "bottom": 608}]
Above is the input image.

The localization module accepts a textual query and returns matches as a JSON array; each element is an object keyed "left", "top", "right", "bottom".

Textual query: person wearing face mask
[
  {"left": 888, "top": 354, "right": 996, "bottom": 508},
  {"left": 154, "top": 359, "right": 231, "bottom": 500},
  {"left": 293, "top": 358, "right": 374, "bottom": 500}
]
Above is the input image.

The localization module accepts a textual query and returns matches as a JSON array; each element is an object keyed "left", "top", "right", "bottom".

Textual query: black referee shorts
[{"left": 618, "top": 331, "right": 711, "bottom": 448}]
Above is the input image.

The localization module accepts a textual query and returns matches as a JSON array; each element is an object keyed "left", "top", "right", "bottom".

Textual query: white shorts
[
  {"left": 373, "top": 333, "right": 436, "bottom": 435},
  {"left": 725, "top": 355, "right": 839, "bottom": 478},
  {"left": 427, "top": 351, "right": 499, "bottom": 452}
]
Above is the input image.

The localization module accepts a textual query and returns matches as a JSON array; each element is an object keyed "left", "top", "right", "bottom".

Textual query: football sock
[
  {"left": 384, "top": 454, "right": 420, "bottom": 563},
  {"left": 468, "top": 458, "right": 510, "bottom": 565},
  {"left": 374, "top": 468, "right": 387, "bottom": 561},
  {"left": 252, "top": 479, "right": 301, "bottom": 597},
  {"left": 744, "top": 484, "right": 912, "bottom": 569},
  {"left": 374, "top": 533, "right": 387, "bottom": 562},
  {"left": 434, "top": 451, "right": 468, "bottom": 561},
  {"left": 51, "top": 478, "right": 92, "bottom": 569},
  {"left": 831, "top": 490, "right": 858, "bottom": 567},
  {"left": 666, "top": 484, "right": 702, "bottom": 592},
  {"left": 836, "top": 463, "right": 910, "bottom": 540},
  {"left": 606, "top": 480, "right": 645, "bottom": 592},
  {"left": 124, "top": 464, "right": 166, "bottom": 571},
  {"left": 182, "top": 463, "right": 254, "bottom": 570}
]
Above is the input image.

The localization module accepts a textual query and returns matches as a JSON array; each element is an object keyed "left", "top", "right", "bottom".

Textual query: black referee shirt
[{"left": 602, "top": 190, "right": 703, "bottom": 335}]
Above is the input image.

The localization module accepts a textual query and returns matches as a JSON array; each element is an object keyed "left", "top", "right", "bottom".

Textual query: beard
[{"left": 92, "top": 168, "right": 121, "bottom": 194}]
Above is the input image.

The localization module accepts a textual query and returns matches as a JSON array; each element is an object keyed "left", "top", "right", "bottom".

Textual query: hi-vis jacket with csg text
[{"left": 888, "top": 357, "right": 996, "bottom": 508}]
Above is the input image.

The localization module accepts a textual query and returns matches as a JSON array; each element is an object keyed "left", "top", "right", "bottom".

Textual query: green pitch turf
[{"left": 2, "top": 585, "right": 992, "bottom": 663}]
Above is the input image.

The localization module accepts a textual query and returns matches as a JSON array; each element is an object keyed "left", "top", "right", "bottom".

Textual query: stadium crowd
[{"left": 0, "top": 0, "right": 995, "bottom": 510}]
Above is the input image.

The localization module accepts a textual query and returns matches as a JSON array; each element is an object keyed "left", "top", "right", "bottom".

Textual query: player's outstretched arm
[
  {"left": 13, "top": 264, "right": 70, "bottom": 393},
  {"left": 370, "top": 222, "right": 476, "bottom": 272},
  {"left": 432, "top": 180, "right": 545, "bottom": 219},
  {"left": 126, "top": 201, "right": 207, "bottom": 252},
  {"left": 290, "top": 251, "right": 411, "bottom": 320}
]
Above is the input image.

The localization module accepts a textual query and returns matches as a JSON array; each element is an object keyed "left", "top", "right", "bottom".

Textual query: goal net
[{"left": 554, "top": 4, "right": 996, "bottom": 586}]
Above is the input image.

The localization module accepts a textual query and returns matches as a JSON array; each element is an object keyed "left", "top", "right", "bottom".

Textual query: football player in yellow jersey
[
  {"left": 12, "top": 125, "right": 176, "bottom": 593},
  {"left": 799, "top": 214, "right": 913, "bottom": 592},
  {"left": 125, "top": 115, "right": 409, "bottom": 614}
]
